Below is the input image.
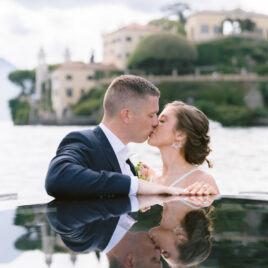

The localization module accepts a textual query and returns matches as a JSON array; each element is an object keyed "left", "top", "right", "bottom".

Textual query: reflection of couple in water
[
  {"left": 47, "top": 195, "right": 215, "bottom": 268},
  {"left": 148, "top": 197, "right": 214, "bottom": 267},
  {"left": 45, "top": 75, "right": 219, "bottom": 267}
]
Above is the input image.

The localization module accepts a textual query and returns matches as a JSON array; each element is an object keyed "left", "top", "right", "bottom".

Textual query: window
[
  {"left": 126, "top": 36, "right": 132, "bottom": 41},
  {"left": 201, "top": 24, "right": 209, "bottom": 33},
  {"left": 66, "top": 88, "right": 72, "bottom": 97},
  {"left": 66, "top": 74, "right": 72, "bottom": 80},
  {"left": 87, "top": 75, "right": 94, "bottom": 80},
  {"left": 214, "top": 25, "right": 221, "bottom": 34}
]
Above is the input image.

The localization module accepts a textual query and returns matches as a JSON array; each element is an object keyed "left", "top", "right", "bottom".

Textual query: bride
[{"left": 141, "top": 101, "right": 219, "bottom": 195}]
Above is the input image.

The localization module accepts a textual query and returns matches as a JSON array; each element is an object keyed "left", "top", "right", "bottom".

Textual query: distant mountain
[{"left": 0, "top": 58, "right": 19, "bottom": 120}]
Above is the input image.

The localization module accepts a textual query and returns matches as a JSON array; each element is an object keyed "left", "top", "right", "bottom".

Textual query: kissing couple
[{"left": 45, "top": 75, "right": 219, "bottom": 198}]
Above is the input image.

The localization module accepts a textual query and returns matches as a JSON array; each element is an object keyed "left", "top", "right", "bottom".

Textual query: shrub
[
  {"left": 128, "top": 32, "right": 197, "bottom": 75},
  {"left": 259, "top": 83, "right": 268, "bottom": 107},
  {"left": 9, "top": 98, "right": 30, "bottom": 124},
  {"left": 255, "top": 64, "right": 268, "bottom": 76},
  {"left": 156, "top": 81, "right": 266, "bottom": 126},
  {"left": 157, "top": 81, "right": 246, "bottom": 111},
  {"left": 72, "top": 99, "right": 102, "bottom": 116},
  {"left": 214, "top": 105, "right": 253, "bottom": 126},
  {"left": 196, "top": 36, "right": 268, "bottom": 74}
]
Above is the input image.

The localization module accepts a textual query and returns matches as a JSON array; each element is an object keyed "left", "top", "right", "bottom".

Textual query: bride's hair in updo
[{"left": 165, "top": 101, "right": 212, "bottom": 168}]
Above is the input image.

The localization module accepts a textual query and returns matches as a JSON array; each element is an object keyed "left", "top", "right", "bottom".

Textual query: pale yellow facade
[
  {"left": 186, "top": 9, "right": 268, "bottom": 42},
  {"left": 51, "top": 62, "right": 117, "bottom": 119},
  {"left": 103, "top": 23, "right": 160, "bottom": 70}
]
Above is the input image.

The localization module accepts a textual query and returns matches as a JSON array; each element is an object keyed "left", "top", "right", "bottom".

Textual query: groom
[{"left": 45, "top": 75, "right": 185, "bottom": 198}]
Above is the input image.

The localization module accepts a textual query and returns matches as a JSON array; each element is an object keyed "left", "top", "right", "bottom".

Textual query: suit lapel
[
  {"left": 126, "top": 159, "right": 137, "bottom": 176},
  {"left": 93, "top": 126, "right": 122, "bottom": 173}
]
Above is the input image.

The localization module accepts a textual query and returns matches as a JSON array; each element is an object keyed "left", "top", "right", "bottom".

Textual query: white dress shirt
[
  {"left": 99, "top": 123, "right": 139, "bottom": 195},
  {"left": 103, "top": 195, "right": 139, "bottom": 253}
]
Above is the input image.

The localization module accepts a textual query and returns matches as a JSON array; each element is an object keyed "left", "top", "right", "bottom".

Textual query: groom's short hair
[{"left": 103, "top": 75, "right": 160, "bottom": 119}]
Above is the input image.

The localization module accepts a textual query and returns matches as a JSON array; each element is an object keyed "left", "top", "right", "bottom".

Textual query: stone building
[
  {"left": 102, "top": 23, "right": 160, "bottom": 70},
  {"left": 35, "top": 48, "right": 118, "bottom": 121},
  {"left": 186, "top": 8, "right": 268, "bottom": 42}
]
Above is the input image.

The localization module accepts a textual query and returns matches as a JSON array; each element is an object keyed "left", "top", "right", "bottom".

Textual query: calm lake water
[{"left": 0, "top": 120, "right": 268, "bottom": 207}]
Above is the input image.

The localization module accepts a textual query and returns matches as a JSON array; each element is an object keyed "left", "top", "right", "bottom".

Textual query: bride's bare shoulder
[{"left": 195, "top": 169, "right": 215, "bottom": 181}]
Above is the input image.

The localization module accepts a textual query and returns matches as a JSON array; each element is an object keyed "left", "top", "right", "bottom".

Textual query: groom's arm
[
  {"left": 45, "top": 132, "right": 186, "bottom": 198},
  {"left": 45, "top": 148, "right": 185, "bottom": 198},
  {"left": 45, "top": 142, "right": 132, "bottom": 198}
]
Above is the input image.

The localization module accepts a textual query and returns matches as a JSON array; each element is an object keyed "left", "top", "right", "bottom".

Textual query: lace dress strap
[{"left": 169, "top": 168, "right": 199, "bottom": 187}]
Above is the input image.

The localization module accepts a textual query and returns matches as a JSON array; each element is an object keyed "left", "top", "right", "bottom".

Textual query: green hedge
[
  {"left": 72, "top": 81, "right": 268, "bottom": 126},
  {"left": 9, "top": 97, "right": 30, "bottom": 124},
  {"left": 255, "top": 64, "right": 268, "bottom": 76},
  {"left": 157, "top": 81, "right": 268, "bottom": 126},
  {"left": 72, "top": 86, "right": 107, "bottom": 117},
  {"left": 196, "top": 36, "right": 268, "bottom": 74},
  {"left": 158, "top": 81, "right": 246, "bottom": 109},
  {"left": 72, "top": 98, "right": 102, "bottom": 116}
]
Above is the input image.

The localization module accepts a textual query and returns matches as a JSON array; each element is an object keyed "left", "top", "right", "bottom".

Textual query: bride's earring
[
  {"left": 173, "top": 224, "right": 183, "bottom": 234},
  {"left": 171, "top": 141, "right": 182, "bottom": 150}
]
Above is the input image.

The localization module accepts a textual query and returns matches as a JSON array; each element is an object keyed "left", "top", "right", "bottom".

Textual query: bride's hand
[
  {"left": 185, "top": 181, "right": 218, "bottom": 196},
  {"left": 182, "top": 195, "right": 216, "bottom": 207}
]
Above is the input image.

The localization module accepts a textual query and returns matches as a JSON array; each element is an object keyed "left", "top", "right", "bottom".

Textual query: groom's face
[{"left": 129, "top": 95, "right": 159, "bottom": 143}]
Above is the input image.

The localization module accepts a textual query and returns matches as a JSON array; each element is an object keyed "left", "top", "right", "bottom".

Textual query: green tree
[
  {"left": 239, "top": 18, "right": 256, "bottom": 32},
  {"left": 72, "top": 86, "right": 107, "bottom": 120},
  {"left": 127, "top": 32, "right": 197, "bottom": 75},
  {"left": 196, "top": 36, "right": 268, "bottom": 73},
  {"left": 8, "top": 70, "right": 35, "bottom": 95},
  {"left": 161, "top": 2, "right": 190, "bottom": 25},
  {"left": 148, "top": 18, "right": 185, "bottom": 35},
  {"left": 9, "top": 97, "right": 30, "bottom": 124}
]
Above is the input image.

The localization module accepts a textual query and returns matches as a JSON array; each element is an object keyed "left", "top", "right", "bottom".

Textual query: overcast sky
[{"left": 1, "top": 0, "right": 268, "bottom": 69}]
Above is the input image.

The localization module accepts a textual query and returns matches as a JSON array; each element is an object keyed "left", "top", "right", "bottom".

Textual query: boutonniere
[{"left": 135, "top": 161, "right": 149, "bottom": 181}]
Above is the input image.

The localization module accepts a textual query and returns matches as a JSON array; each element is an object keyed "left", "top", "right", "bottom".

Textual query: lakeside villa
[{"left": 30, "top": 8, "right": 268, "bottom": 124}]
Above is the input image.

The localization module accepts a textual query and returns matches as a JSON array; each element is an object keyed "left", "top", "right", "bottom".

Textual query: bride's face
[
  {"left": 148, "top": 106, "right": 177, "bottom": 147},
  {"left": 149, "top": 226, "right": 179, "bottom": 260}
]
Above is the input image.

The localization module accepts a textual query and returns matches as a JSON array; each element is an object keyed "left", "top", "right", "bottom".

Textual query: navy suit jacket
[
  {"left": 46, "top": 197, "right": 132, "bottom": 252},
  {"left": 45, "top": 126, "right": 136, "bottom": 199}
]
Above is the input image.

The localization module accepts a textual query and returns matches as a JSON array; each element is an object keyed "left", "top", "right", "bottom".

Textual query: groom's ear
[{"left": 120, "top": 108, "right": 131, "bottom": 124}]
